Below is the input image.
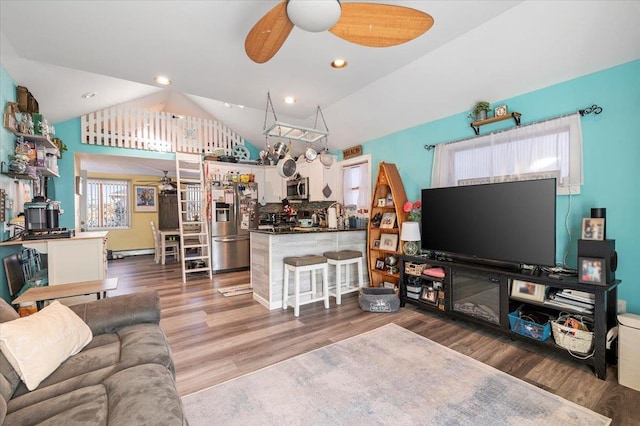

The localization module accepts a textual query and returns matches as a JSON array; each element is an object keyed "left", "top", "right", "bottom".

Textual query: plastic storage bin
[
  {"left": 618, "top": 313, "right": 640, "bottom": 391},
  {"left": 508, "top": 309, "right": 551, "bottom": 341}
]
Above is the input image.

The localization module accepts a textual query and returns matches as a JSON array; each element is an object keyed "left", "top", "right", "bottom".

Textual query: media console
[{"left": 399, "top": 255, "right": 620, "bottom": 380}]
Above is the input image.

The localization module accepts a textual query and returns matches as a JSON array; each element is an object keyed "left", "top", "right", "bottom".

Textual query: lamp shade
[{"left": 400, "top": 221, "right": 421, "bottom": 241}]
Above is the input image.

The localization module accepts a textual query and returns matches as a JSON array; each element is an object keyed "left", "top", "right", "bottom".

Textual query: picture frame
[
  {"left": 510, "top": 279, "right": 547, "bottom": 302},
  {"left": 379, "top": 233, "right": 398, "bottom": 252},
  {"left": 375, "top": 258, "right": 386, "bottom": 270},
  {"left": 379, "top": 212, "right": 397, "bottom": 229},
  {"left": 373, "top": 239, "right": 381, "bottom": 249},
  {"left": 377, "top": 198, "right": 386, "bottom": 207},
  {"left": 494, "top": 104, "right": 508, "bottom": 117},
  {"left": 578, "top": 257, "right": 606, "bottom": 284},
  {"left": 420, "top": 287, "right": 438, "bottom": 305},
  {"left": 582, "top": 218, "right": 605, "bottom": 240},
  {"left": 134, "top": 185, "right": 158, "bottom": 212}
]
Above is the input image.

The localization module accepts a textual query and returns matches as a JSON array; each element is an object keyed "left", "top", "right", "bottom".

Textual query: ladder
[{"left": 175, "top": 153, "right": 212, "bottom": 282}]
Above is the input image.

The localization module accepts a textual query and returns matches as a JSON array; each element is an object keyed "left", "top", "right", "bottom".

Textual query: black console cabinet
[{"left": 399, "top": 255, "right": 620, "bottom": 380}]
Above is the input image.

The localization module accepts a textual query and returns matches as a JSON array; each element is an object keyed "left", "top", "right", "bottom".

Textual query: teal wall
[
  {"left": 2, "top": 61, "right": 638, "bottom": 312},
  {"left": 360, "top": 60, "right": 639, "bottom": 313}
]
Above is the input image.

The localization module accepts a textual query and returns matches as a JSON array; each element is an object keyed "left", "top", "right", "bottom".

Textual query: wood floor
[{"left": 107, "top": 255, "right": 640, "bottom": 425}]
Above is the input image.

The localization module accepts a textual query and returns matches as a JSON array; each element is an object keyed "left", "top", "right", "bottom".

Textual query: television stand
[{"left": 400, "top": 255, "right": 620, "bottom": 380}]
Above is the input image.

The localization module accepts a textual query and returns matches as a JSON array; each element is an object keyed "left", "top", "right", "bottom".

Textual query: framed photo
[
  {"left": 494, "top": 104, "right": 508, "bottom": 117},
  {"left": 578, "top": 257, "right": 605, "bottom": 284},
  {"left": 377, "top": 198, "right": 386, "bottom": 207},
  {"left": 373, "top": 239, "right": 381, "bottom": 249},
  {"left": 375, "top": 258, "right": 386, "bottom": 270},
  {"left": 582, "top": 218, "right": 605, "bottom": 240},
  {"left": 379, "top": 212, "right": 396, "bottom": 229},
  {"left": 420, "top": 287, "right": 438, "bottom": 305},
  {"left": 511, "top": 279, "right": 547, "bottom": 302},
  {"left": 379, "top": 233, "right": 398, "bottom": 252},
  {"left": 134, "top": 185, "right": 157, "bottom": 212}
]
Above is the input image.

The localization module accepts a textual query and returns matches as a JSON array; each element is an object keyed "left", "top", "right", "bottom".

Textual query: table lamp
[{"left": 400, "top": 222, "right": 421, "bottom": 256}]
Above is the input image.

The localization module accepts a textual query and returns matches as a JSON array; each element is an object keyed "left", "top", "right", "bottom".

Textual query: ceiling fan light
[{"left": 287, "top": 0, "right": 341, "bottom": 32}]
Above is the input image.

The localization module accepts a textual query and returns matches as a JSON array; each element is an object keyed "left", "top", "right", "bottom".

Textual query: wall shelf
[{"left": 471, "top": 112, "right": 521, "bottom": 135}]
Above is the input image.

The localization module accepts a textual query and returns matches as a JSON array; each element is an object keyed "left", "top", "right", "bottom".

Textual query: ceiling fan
[
  {"left": 245, "top": 0, "right": 434, "bottom": 64},
  {"left": 139, "top": 171, "right": 177, "bottom": 191}
]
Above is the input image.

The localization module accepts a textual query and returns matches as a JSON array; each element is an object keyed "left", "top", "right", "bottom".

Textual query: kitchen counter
[
  {"left": 251, "top": 226, "right": 367, "bottom": 235},
  {"left": 250, "top": 229, "right": 368, "bottom": 310}
]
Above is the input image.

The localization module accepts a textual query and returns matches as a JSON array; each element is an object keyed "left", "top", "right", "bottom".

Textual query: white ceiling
[{"left": 1, "top": 1, "right": 639, "bottom": 177}]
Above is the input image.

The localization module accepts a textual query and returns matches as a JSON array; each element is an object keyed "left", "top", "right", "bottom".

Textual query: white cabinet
[
  {"left": 299, "top": 157, "right": 339, "bottom": 202},
  {"left": 263, "top": 166, "right": 285, "bottom": 202},
  {"left": 21, "top": 231, "right": 108, "bottom": 305}
]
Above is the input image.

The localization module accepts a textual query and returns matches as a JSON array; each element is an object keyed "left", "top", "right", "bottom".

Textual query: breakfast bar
[{"left": 250, "top": 228, "right": 368, "bottom": 310}]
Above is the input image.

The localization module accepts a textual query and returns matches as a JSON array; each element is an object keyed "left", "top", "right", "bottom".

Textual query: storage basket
[
  {"left": 405, "top": 262, "right": 427, "bottom": 276},
  {"left": 551, "top": 319, "right": 594, "bottom": 355},
  {"left": 358, "top": 288, "right": 400, "bottom": 313},
  {"left": 508, "top": 309, "right": 551, "bottom": 341}
]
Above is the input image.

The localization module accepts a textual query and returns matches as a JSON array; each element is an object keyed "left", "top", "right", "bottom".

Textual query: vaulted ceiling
[{"left": 1, "top": 1, "right": 639, "bottom": 176}]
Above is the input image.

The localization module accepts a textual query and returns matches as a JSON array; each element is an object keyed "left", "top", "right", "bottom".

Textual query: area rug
[
  {"left": 217, "top": 284, "right": 252, "bottom": 297},
  {"left": 182, "top": 323, "right": 610, "bottom": 425}
]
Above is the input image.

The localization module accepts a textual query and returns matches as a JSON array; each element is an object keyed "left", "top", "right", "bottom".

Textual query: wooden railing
[{"left": 81, "top": 107, "right": 245, "bottom": 154}]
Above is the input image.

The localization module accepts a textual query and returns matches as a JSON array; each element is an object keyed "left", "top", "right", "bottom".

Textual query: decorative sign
[{"left": 342, "top": 145, "right": 362, "bottom": 159}]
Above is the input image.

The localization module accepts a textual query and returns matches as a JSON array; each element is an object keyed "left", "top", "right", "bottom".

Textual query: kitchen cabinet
[
  {"left": 296, "top": 156, "right": 339, "bottom": 202},
  {"left": 263, "top": 166, "right": 285, "bottom": 202},
  {"left": 0, "top": 231, "right": 108, "bottom": 305}
]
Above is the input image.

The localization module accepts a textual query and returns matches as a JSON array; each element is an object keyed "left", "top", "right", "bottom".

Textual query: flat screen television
[{"left": 421, "top": 178, "right": 557, "bottom": 268}]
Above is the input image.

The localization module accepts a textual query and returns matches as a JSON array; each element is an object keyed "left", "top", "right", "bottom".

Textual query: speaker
[{"left": 577, "top": 239, "right": 617, "bottom": 284}]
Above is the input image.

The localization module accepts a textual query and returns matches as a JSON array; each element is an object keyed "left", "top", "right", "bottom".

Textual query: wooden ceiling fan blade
[
  {"left": 329, "top": 3, "right": 434, "bottom": 48},
  {"left": 245, "top": 1, "right": 294, "bottom": 63}
]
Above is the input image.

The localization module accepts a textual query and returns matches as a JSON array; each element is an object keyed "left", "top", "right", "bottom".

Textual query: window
[
  {"left": 86, "top": 179, "right": 130, "bottom": 230},
  {"left": 342, "top": 156, "right": 371, "bottom": 211},
  {"left": 431, "top": 114, "right": 583, "bottom": 195}
]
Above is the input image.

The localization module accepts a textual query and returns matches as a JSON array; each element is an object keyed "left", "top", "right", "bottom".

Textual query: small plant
[{"left": 472, "top": 101, "right": 491, "bottom": 118}]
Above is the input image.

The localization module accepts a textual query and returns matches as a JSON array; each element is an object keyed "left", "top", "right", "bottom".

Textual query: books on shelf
[{"left": 543, "top": 289, "right": 594, "bottom": 314}]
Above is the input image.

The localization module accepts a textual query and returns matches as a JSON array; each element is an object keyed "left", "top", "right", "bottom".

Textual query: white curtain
[
  {"left": 431, "top": 114, "right": 583, "bottom": 195},
  {"left": 342, "top": 161, "right": 370, "bottom": 210}
]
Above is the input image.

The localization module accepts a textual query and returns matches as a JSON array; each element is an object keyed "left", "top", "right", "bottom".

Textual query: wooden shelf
[
  {"left": 471, "top": 112, "right": 521, "bottom": 135},
  {"left": 367, "top": 162, "right": 407, "bottom": 288}
]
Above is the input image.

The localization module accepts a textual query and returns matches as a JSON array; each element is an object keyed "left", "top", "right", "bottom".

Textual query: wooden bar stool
[
  {"left": 283, "top": 255, "right": 330, "bottom": 317},
  {"left": 323, "top": 250, "right": 365, "bottom": 305}
]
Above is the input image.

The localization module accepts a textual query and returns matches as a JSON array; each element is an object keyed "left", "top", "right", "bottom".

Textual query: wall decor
[
  {"left": 342, "top": 144, "right": 362, "bottom": 159},
  {"left": 494, "top": 104, "right": 508, "bottom": 117},
  {"left": 134, "top": 185, "right": 157, "bottom": 212}
]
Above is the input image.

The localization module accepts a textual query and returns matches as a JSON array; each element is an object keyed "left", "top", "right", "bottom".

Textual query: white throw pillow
[{"left": 0, "top": 301, "right": 92, "bottom": 391}]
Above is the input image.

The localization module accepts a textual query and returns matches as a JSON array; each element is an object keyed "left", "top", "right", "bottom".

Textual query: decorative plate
[{"left": 232, "top": 144, "right": 250, "bottom": 160}]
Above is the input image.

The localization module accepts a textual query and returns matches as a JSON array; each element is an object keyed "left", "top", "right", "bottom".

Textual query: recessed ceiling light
[
  {"left": 224, "top": 102, "right": 232, "bottom": 108},
  {"left": 331, "top": 58, "right": 347, "bottom": 69},
  {"left": 81, "top": 91, "right": 96, "bottom": 99},
  {"left": 284, "top": 96, "right": 296, "bottom": 104},
  {"left": 238, "top": 105, "right": 245, "bottom": 109},
  {"left": 154, "top": 75, "right": 172, "bottom": 86}
]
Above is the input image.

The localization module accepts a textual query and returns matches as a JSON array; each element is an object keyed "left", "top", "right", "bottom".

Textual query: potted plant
[{"left": 471, "top": 101, "right": 491, "bottom": 121}]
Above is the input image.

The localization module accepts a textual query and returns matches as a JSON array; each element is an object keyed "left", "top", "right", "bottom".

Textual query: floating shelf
[{"left": 471, "top": 112, "right": 522, "bottom": 135}]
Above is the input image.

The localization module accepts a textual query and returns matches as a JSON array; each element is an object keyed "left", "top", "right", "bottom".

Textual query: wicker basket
[
  {"left": 551, "top": 320, "right": 594, "bottom": 355},
  {"left": 405, "top": 262, "right": 427, "bottom": 276}
]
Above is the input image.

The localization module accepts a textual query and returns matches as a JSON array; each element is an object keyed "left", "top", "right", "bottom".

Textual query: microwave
[{"left": 286, "top": 176, "right": 309, "bottom": 200}]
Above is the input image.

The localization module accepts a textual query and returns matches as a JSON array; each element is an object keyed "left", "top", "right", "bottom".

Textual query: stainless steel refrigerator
[{"left": 210, "top": 181, "right": 259, "bottom": 273}]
